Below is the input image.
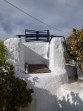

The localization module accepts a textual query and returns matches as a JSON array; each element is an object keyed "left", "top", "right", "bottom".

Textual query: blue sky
[{"left": 0, "top": 0, "right": 83, "bottom": 40}]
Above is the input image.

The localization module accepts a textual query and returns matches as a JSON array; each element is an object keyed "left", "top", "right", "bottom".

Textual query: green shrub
[{"left": 0, "top": 41, "right": 33, "bottom": 111}]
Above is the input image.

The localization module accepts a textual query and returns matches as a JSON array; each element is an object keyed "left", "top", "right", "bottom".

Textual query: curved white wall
[{"left": 17, "top": 71, "right": 68, "bottom": 111}]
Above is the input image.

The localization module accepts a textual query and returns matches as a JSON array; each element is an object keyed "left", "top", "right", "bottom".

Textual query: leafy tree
[
  {"left": 0, "top": 41, "right": 33, "bottom": 111},
  {"left": 67, "top": 29, "right": 83, "bottom": 61}
]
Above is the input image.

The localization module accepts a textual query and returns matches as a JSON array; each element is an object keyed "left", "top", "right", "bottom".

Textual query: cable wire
[{"left": 3, "top": 0, "right": 65, "bottom": 32}]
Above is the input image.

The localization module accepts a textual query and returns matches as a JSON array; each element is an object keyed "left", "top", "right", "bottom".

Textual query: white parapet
[
  {"left": 49, "top": 37, "right": 65, "bottom": 72},
  {"left": 17, "top": 71, "right": 68, "bottom": 111},
  {"left": 4, "top": 38, "right": 21, "bottom": 62},
  {"left": 4, "top": 38, "right": 25, "bottom": 72}
]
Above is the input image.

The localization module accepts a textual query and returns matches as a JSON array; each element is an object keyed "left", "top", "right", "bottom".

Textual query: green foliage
[
  {"left": 0, "top": 60, "right": 33, "bottom": 111},
  {"left": 67, "top": 29, "right": 83, "bottom": 61},
  {"left": 0, "top": 42, "right": 33, "bottom": 111},
  {"left": 0, "top": 41, "right": 6, "bottom": 61}
]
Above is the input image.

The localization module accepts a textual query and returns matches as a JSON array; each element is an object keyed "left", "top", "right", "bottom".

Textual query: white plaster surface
[
  {"left": 16, "top": 71, "right": 68, "bottom": 111},
  {"left": 56, "top": 82, "right": 83, "bottom": 111},
  {"left": 4, "top": 38, "right": 22, "bottom": 72},
  {"left": 4, "top": 38, "right": 21, "bottom": 62},
  {"left": 4, "top": 37, "right": 66, "bottom": 73},
  {"left": 4, "top": 37, "right": 83, "bottom": 111},
  {"left": 23, "top": 42, "right": 49, "bottom": 65},
  {"left": 4, "top": 38, "right": 25, "bottom": 71},
  {"left": 49, "top": 38, "right": 65, "bottom": 72},
  {"left": 4, "top": 37, "right": 70, "bottom": 111}
]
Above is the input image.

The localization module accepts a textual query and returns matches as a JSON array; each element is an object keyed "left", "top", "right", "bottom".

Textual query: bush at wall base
[{"left": 0, "top": 60, "right": 33, "bottom": 111}]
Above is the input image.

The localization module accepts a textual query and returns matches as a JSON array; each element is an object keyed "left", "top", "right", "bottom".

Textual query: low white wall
[
  {"left": 16, "top": 71, "right": 68, "bottom": 111},
  {"left": 19, "top": 72, "right": 83, "bottom": 111}
]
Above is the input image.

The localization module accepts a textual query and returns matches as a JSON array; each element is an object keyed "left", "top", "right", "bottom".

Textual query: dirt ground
[{"left": 28, "top": 64, "right": 51, "bottom": 73}]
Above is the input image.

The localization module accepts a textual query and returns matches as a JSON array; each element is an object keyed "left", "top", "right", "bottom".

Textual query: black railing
[
  {"left": 25, "top": 29, "right": 50, "bottom": 42},
  {"left": 17, "top": 30, "right": 68, "bottom": 58},
  {"left": 17, "top": 29, "right": 68, "bottom": 51}
]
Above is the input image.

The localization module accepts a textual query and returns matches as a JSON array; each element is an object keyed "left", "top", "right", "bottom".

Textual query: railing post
[
  {"left": 36, "top": 31, "right": 39, "bottom": 40},
  {"left": 47, "top": 30, "right": 49, "bottom": 42},
  {"left": 17, "top": 35, "right": 21, "bottom": 38}
]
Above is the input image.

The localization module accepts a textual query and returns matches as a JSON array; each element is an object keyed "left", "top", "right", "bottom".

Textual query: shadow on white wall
[{"left": 21, "top": 75, "right": 83, "bottom": 111}]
